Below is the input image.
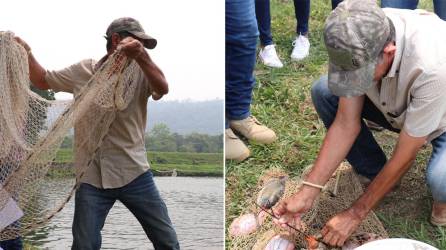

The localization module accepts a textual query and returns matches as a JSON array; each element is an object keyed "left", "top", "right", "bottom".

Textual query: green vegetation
[
  {"left": 146, "top": 124, "right": 223, "bottom": 153},
  {"left": 60, "top": 124, "right": 223, "bottom": 153},
  {"left": 226, "top": 0, "right": 444, "bottom": 248},
  {"left": 51, "top": 149, "right": 222, "bottom": 177}
]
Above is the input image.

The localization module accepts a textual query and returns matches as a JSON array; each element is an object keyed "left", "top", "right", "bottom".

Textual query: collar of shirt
[{"left": 384, "top": 11, "right": 405, "bottom": 79}]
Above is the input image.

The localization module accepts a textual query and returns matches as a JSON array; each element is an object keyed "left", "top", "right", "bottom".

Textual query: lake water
[{"left": 25, "top": 177, "right": 224, "bottom": 250}]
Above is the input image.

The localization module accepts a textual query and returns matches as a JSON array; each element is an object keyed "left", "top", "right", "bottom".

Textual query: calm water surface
[{"left": 25, "top": 177, "right": 223, "bottom": 250}]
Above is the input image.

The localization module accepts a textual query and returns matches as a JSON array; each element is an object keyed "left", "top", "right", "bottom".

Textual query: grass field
[
  {"left": 225, "top": 0, "right": 446, "bottom": 248},
  {"left": 51, "top": 149, "right": 223, "bottom": 177}
]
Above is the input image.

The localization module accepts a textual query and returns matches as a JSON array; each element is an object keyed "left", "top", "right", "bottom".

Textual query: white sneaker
[
  {"left": 291, "top": 35, "right": 310, "bottom": 61},
  {"left": 259, "top": 45, "right": 283, "bottom": 68}
]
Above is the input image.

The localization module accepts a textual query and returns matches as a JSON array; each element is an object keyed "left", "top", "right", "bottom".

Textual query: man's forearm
[
  {"left": 305, "top": 118, "right": 361, "bottom": 188},
  {"left": 351, "top": 130, "right": 425, "bottom": 219},
  {"left": 135, "top": 51, "right": 169, "bottom": 96},
  {"left": 28, "top": 53, "right": 49, "bottom": 90}
]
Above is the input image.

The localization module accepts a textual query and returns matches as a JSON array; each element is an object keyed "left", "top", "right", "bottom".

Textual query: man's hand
[
  {"left": 321, "top": 208, "right": 362, "bottom": 247},
  {"left": 117, "top": 37, "right": 145, "bottom": 60},
  {"left": 273, "top": 187, "right": 318, "bottom": 229},
  {"left": 13, "top": 36, "right": 31, "bottom": 53}
]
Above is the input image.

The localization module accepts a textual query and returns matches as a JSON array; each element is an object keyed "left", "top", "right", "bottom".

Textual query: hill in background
[{"left": 147, "top": 99, "right": 223, "bottom": 135}]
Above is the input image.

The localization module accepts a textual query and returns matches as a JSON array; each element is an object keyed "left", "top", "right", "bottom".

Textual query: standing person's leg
[
  {"left": 381, "top": 0, "right": 419, "bottom": 9},
  {"left": 225, "top": 0, "right": 258, "bottom": 161},
  {"left": 226, "top": 0, "right": 258, "bottom": 124},
  {"left": 331, "top": 0, "right": 343, "bottom": 9},
  {"left": 291, "top": 0, "right": 311, "bottom": 61},
  {"left": 0, "top": 236, "right": 23, "bottom": 250},
  {"left": 255, "top": 0, "right": 273, "bottom": 47},
  {"left": 311, "top": 76, "right": 391, "bottom": 179},
  {"left": 426, "top": 132, "right": 446, "bottom": 226},
  {"left": 226, "top": 0, "right": 276, "bottom": 161},
  {"left": 433, "top": 0, "right": 446, "bottom": 21},
  {"left": 119, "top": 171, "right": 179, "bottom": 250},
  {"left": 72, "top": 183, "right": 116, "bottom": 250},
  {"left": 256, "top": 0, "right": 284, "bottom": 68}
]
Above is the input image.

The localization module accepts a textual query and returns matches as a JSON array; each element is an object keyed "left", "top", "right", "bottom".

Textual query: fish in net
[
  {"left": 228, "top": 163, "right": 388, "bottom": 249},
  {"left": 0, "top": 31, "right": 139, "bottom": 240}
]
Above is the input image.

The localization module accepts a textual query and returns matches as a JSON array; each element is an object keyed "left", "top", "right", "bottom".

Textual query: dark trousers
[
  {"left": 293, "top": 0, "right": 310, "bottom": 35},
  {"left": 226, "top": 0, "right": 259, "bottom": 127},
  {"left": 71, "top": 171, "right": 179, "bottom": 250}
]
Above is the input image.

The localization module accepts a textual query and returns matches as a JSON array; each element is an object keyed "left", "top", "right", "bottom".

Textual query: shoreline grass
[{"left": 50, "top": 150, "right": 223, "bottom": 178}]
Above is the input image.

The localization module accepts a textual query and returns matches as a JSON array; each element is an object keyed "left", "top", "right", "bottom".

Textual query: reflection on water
[{"left": 25, "top": 177, "right": 224, "bottom": 250}]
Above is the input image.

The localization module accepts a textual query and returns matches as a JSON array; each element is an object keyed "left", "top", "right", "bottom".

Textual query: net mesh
[
  {"left": 228, "top": 163, "right": 388, "bottom": 249},
  {"left": 0, "top": 31, "right": 139, "bottom": 240}
]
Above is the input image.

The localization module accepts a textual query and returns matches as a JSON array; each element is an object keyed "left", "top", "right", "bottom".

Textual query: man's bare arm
[
  {"left": 321, "top": 130, "right": 426, "bottom": 246},
  {"left": 306, "top": 95, "right": 365, "bottom": 189},
  {"left": 14, "top": 37, "right": 50, "bottom": 90},
  {"left": 351, "top": 130, "right": 426, "bottom": 217},
  {"left": 274, "top": 96, "right": 365, "bottom": 223},
  {"left": 118, "top": 38, "right": 168, "bottom": 99}
]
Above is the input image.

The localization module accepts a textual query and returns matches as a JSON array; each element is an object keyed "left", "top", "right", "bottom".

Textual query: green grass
[
  {"left": 52, "top": 149, "right": 223, "bottom": 177},
  {"left": 56, "top": 149, "right": 222, "bottom": 164},
  {"left": 226, "top": 0, "right": 442, "bottom": 248}
]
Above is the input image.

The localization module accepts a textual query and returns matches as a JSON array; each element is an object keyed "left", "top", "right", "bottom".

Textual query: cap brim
[
  {"left": 128, "top": 31, "right": 157, "bottom": 49},
  {"left": 327, "top": 61, "right": 376, "bottom": 97}
]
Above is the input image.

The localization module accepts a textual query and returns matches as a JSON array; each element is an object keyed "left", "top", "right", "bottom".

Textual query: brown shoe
[
  {"left": 230, "top": 116, "right": 277, "bottom": 144},
  {"left": 431, "top": 201, "right": 446, "bottom": 226},
  {"left": 225, "top": 128, "right": 250, "bottom": 162}
]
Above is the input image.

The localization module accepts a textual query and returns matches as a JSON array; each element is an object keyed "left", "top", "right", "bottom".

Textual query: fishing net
[
  {"left": 0, "top": 31, "right": 139, "bottom": 240},
  {"left": 228, "top": 163, "right": 388, "bottom": 249}
]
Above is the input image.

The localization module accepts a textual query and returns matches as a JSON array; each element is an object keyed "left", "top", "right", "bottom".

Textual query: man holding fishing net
[
  {"left": 14, "top": 17, "right": 179, "bottom": 250},
  {"left": 274, "top": 0, "right": 446, "bottom": 247}
]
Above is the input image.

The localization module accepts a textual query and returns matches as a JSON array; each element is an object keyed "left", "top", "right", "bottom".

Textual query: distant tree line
[
  {"left": 145, "top": 124, "right": 222, "bottom": 153},
  {"left": 60, "top": 123, "right": 223, "bottom": 153}
]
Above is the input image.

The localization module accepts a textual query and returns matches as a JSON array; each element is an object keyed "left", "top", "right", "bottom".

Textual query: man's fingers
[
  {"left": 336, "top": 237, "right": 346, "bottom": 248},
  {"left": 273, "top": 202, "right": 286, "bottom": 217},
  {"left": 323, "top": 230, "right": 336, "bottom": 246},
  {"left": 321, "top": 225, "right": 329, "bottom": 237}
]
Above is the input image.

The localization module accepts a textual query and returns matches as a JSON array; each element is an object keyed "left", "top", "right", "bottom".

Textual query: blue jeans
[
  {"left": 312, "top": 76, "right": 446, "bottom": 201},
  {"left": 255, "top": 0, "right": 273, "bottom": 46},
  {"left": 72, "top": 171, "right": 179, "bottom": 250},
  {"left": 381, "top": 0, "right": 446, "bottom": 21},
  {"left": 331, "top": 0, "right": 343, "bottom": 9},
  {"left": 293, "top": 0, "right": 310, "bottom": 35},
  {"left": 0, "top": 237, "right": 22, "bottom": 250},
  {"left": 226, "top": 0, "right": 258, "bottom": 127}
]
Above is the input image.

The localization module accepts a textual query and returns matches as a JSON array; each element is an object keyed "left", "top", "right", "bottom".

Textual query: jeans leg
[
  {"left": 119, "top": 171, "right": 179, "bottom": 250},
  {"left": 293, "top": 0, "right": 310, "bottom": 35},
  {"left": 426, "top": 132, "right": 446, "bottom": 202},
  {"left": 255, "top": 0, "right": 273, "bottom": 46},
  {"left": 434, "top": 0, "right": 446, "bottom": 21},
  {"left": 331, "top": 0, "right": 343, "bottom": 9},
  {"left": 72, "top": 183, "right": 116, "bottom": 250},
  {"left": 381, "top": 0, "right": 419, "bottom": 9},
  {"left": 0, "top": 237, "right": 23, "bottom": 250},
  {"left": 226, "top": 0, "right": 258, "bottom": 121},
  {"left": 311, "top": 76, "right": 387, "bottom": 179}
]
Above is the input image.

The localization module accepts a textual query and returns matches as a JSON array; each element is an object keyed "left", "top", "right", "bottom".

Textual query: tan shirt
[
  {"left": 365, "top": 8, "right": 446, "bottom": 142},
  {"left": 46, "top": 58, "right": 152, "bottom": 188}
]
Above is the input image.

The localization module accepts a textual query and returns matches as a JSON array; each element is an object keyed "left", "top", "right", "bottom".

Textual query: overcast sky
[{"left": 1, "top": 0, "right": 224, "bottom": 101}]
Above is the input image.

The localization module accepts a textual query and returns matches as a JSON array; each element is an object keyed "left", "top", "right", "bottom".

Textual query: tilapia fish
[
  {"left": 257, "top": 176, "right": 287, "bottom": 209},
  {"left": 229, "top": 211, "right": 267, "bottom": 237}
]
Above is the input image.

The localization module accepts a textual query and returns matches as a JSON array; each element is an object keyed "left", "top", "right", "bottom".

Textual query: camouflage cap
[
  {"left": 106, "top": 17, "right": 157, "bottom": 49},
  {"left": 324, "top": 0, "right": 392, "bottom": 97}
]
